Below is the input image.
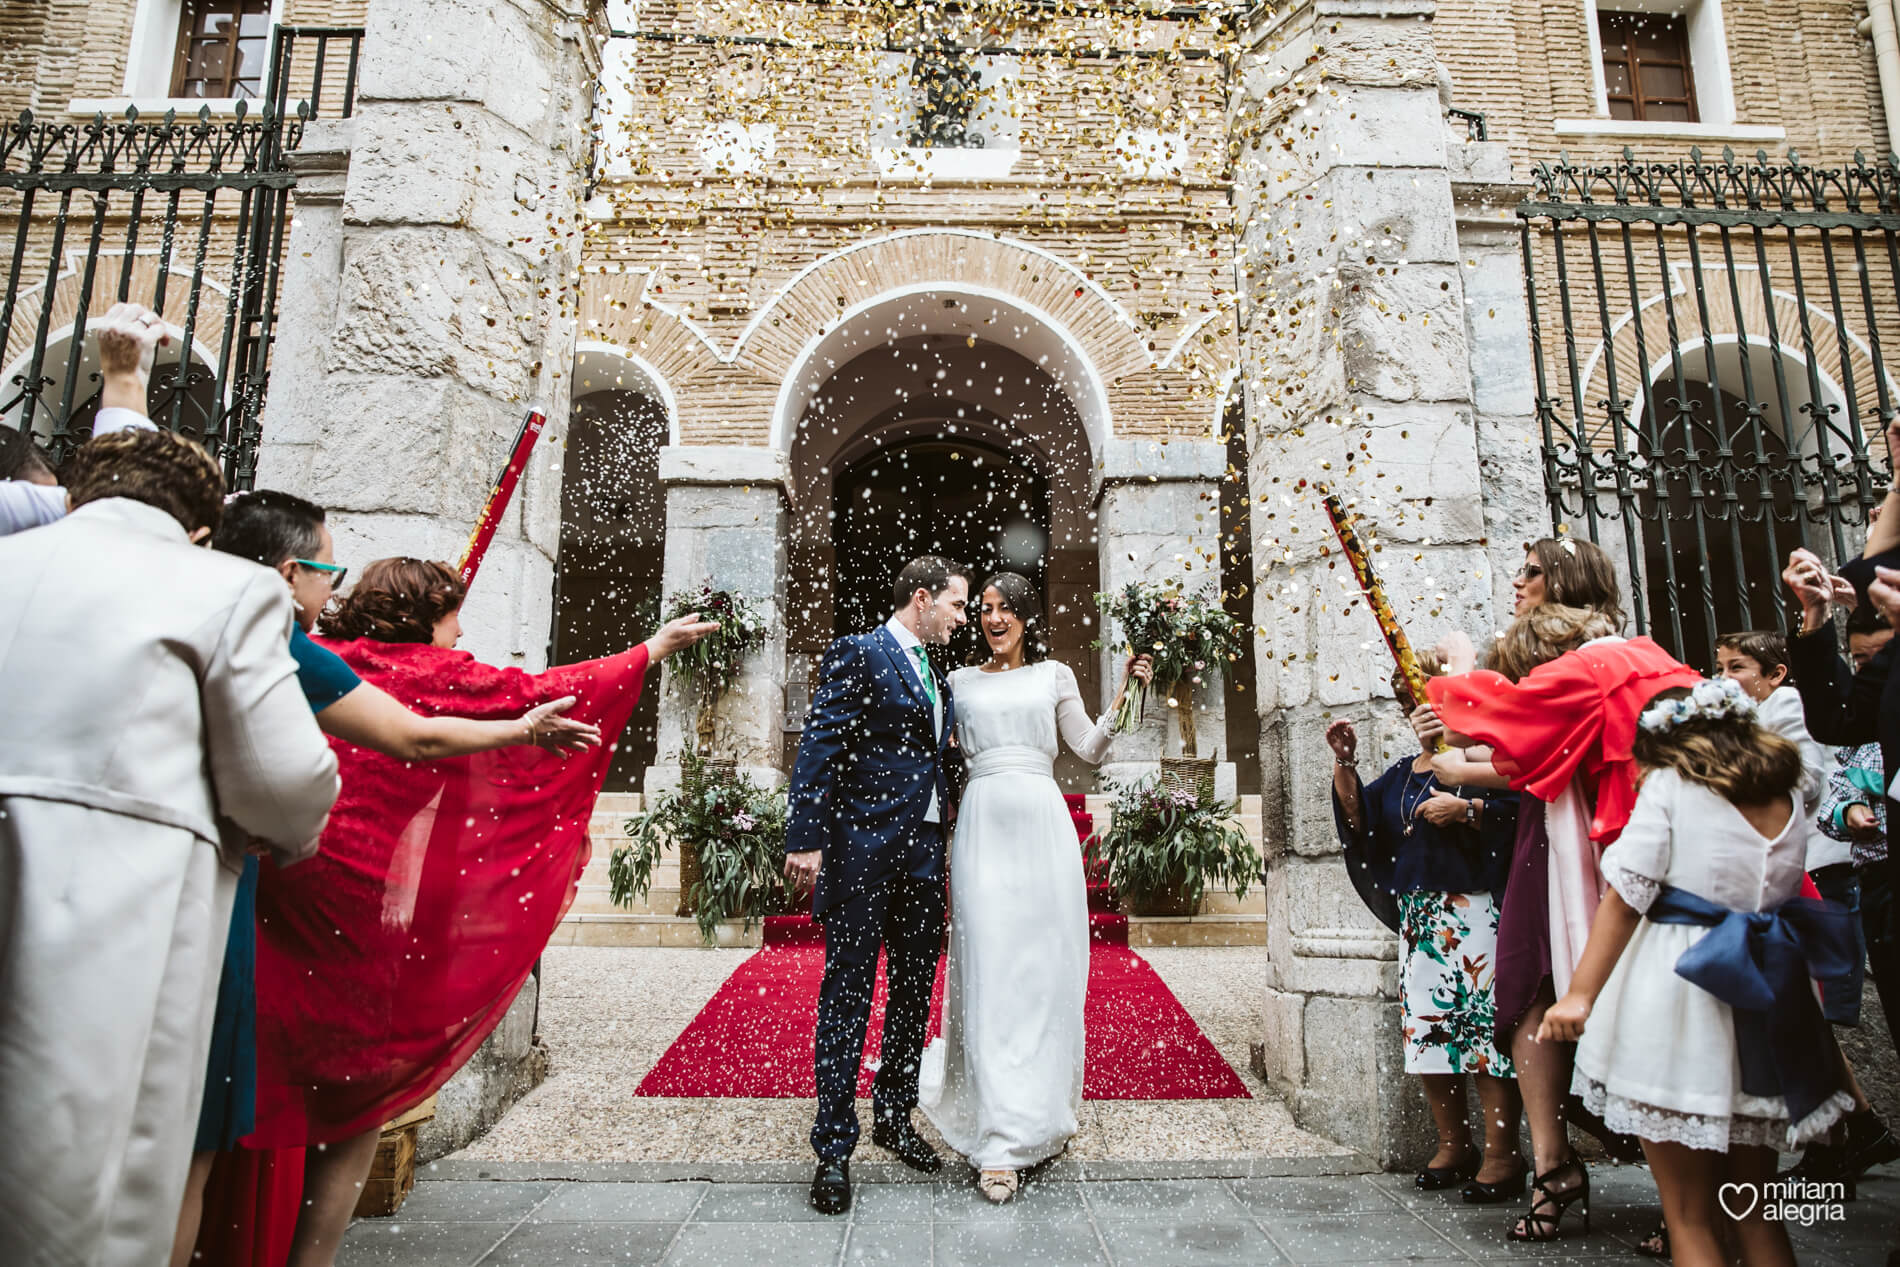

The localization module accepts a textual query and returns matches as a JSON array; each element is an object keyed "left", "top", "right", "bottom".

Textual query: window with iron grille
[
  {"left": 1598, "top": 10, "right": 1699, "bottom": 123},
  {"left": 170, "top": 0, "right": 272, "bottom": 100}
]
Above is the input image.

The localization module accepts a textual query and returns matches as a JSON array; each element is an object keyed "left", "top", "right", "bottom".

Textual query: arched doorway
[
  {"left": 785, "top": 324, "right": 1101, "bottom": 789},
  {"left": 2, "top": 321, "right": 222, "bottom": 456},
  {"left": 555, "top": 349, "right": 673, "bottom": 790},
  {"left": 832, "top": 433, "right": 1052, "bottom": 665},
  {"left": 1633, "top": 340, "right": 1853, "bottom": 664}
]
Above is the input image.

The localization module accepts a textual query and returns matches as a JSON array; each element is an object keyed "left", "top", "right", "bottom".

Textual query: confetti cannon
[
  {"left": 458, "top": 405, "right": 548, "bottom": 588},
  {"left": 1318, "top": 487, "right": 1448, "bottom": 752}
]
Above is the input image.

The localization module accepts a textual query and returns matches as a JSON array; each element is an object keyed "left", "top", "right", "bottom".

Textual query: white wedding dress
[{"left": 919, "top": 659, "right": 1116, "bottom": 1170}]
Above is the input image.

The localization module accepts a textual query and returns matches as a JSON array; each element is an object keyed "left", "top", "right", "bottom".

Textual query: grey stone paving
[{"left": 340, "top": 1162, "right": 1900, "bottom": 1266}]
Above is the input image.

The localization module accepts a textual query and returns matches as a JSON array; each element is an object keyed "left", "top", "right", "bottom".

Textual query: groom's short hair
[{"left": 892, "top": 555, "right": 973, "bottom": 608}]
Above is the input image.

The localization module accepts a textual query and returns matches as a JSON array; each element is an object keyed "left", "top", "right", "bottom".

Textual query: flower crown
[{"left": 1637, "top": 677, "right": 1758, "bottom": 735}]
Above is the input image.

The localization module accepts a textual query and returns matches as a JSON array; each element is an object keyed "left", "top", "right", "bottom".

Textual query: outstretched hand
[
  {"left": 522, "top": 695, "right": 601, "bottom": 754},
  {"left": 94, "top": 302, "right": 171, "bottom": 413},
  {"left": 1325, "top": 718, "right": 1357, "bottom": 765},
  {"left": 643, "top": 613, "right": 721, "bottom": 663}
]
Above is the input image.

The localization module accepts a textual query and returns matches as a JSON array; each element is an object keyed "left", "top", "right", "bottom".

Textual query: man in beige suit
[{"left": 0, "top": 350, "right": 339, "bottom": 1266}]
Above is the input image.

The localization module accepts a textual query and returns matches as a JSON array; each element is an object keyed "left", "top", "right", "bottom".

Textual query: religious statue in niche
[{"left": 908, "top": 31, "right": 986, "bottom": 148}]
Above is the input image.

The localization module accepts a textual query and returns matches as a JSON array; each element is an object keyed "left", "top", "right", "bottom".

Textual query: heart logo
[{"left": 1718, "top": 1182, "right": 1759, "bottom": 1221}]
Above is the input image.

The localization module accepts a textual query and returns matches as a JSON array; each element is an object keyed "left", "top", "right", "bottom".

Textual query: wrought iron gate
[
  {"left": 1517, "top": 148, "right": 1900, "bottom": 665},
  {"left": 0, "top": 25, "right": 360, "bottom": 487}
]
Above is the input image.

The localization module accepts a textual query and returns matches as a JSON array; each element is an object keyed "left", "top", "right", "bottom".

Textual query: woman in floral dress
[{"left": 1331, "top": 664, "right": 1523, "bottom": 1200}]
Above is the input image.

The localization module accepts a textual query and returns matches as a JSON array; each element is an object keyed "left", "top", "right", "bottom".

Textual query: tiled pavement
[{"left": 338, "top": 1161, "right": 1900, "bottom": 1266}]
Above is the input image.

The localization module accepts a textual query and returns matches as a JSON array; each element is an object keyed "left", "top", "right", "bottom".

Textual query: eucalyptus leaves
[
  {"left": 1095, "top": 773, "right": 1260, "bottom": 916},
  {"left": 610, "top": 753, "right": 789, "bottom": 945},
  {"left": 662, "top": 583, "right": 770, "bottom": 752},
  {"left": 1093, "top": 582, "right": 1244, "bottom": 753}
]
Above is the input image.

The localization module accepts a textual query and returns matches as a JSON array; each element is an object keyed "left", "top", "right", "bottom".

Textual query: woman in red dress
[
  {"left": 1421, "top": 539, "right": 1700, "bottom": 1243},
  {"left": 248, "top": 559, "right": 716, "bottom": 1267}
]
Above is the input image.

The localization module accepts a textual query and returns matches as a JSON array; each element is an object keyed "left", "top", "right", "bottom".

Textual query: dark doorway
[
  {"left": 1637, "top": 376, "right": 1798, "bottom": 671},
  {"left": 554, "top": 388, "right": 667, "bottom": 790},
  {"left": 1219, "top": 399, "right": 1261, "bottom": 794},
  {"left": 832, "top": 435, "right": 1051, "bottom": 669}
]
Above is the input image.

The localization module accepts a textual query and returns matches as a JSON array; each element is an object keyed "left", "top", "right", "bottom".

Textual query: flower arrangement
[
  {"left": 1092, "top": 581, "right": 1245, "bottom": 753},
  {"left": 1095, "top": 773, "right": 1262, "bottom": 915},
  {"left": 661, "top": 582, "right": 771, "bottom": 752},
  {"left": 610, "top": 753, "right": 789, "bottom": 944}
]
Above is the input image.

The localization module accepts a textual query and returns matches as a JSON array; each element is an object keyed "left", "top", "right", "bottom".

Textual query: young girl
[{"left": 1539, "top": 679, "right": 1858, "bottom": 1267}]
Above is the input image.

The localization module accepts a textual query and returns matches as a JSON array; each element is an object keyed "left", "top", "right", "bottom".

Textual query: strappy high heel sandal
[
  {"left": 978, "top": 1169, "right": 1019, "bottom": 1204},
  {"left": 1507, "top": 1155, "right": 1589, "bottom": 1242}
]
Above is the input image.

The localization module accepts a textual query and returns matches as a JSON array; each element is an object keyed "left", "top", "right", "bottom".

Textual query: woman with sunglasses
[{"left": 1417, "top": 539, "right": 1703, "bottom": 1244}]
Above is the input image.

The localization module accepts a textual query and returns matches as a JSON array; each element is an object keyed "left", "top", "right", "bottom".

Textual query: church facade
[{"left": 4, "top": 0, "right": 1896, "bottom": 1161}]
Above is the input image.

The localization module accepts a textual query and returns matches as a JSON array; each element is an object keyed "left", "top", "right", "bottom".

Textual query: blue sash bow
[{"left": 1647, "top": 886, "right": 1857, "bottom": 1128}]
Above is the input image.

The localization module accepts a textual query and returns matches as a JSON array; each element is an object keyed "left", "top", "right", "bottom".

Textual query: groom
[{"left": 784, "top": 555, "right": 970, "bottom": 1214}]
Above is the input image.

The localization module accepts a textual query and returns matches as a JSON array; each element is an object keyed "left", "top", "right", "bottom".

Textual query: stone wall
[
  {"left": 1235, "top": 0, "right": 1504, "bottom": 1167},
  {"left": 254, "top": 0, "right": 601, "bottom": 670}
]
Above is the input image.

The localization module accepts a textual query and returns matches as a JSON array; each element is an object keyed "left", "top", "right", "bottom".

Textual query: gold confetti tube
[{"left": 1320, "top": 489, "right": 1447, "bottom": 752}]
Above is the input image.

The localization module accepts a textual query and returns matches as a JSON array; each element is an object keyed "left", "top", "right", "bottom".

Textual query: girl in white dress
[
  {"left": 920, "top": 573, "right": 1150, "bottom": 1203},
  {"left": 1539, "top": 679, "right": 1855, "bottom": 1267}
]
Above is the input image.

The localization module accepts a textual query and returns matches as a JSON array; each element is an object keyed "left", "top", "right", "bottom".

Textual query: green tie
[{"left": 910, "top": 646, "right": 938, "bottom": 707}]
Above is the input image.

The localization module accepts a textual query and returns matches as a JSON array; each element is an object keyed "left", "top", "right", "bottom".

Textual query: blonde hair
[
  {"left": 1631, "top": 687, "right": 1803, "bottom": 805},
  {"left": 1487, "top": 602, "right": 1620, "bottom": 682}
]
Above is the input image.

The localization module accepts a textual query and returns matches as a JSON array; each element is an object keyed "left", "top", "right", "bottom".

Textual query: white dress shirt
[
  {"left": 0, "top": 406, "right": 157, "bottom": 536},
  {"left": 885, "top": 615, "right": 943, "bottom": 823}
]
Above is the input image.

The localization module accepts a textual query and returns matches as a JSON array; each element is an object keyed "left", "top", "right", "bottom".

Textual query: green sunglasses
[{"left": 294, "top": 558, "right": 349, "bottom": 590}]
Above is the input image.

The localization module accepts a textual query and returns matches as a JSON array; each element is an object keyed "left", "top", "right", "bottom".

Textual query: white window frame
[
  {"left": 1560, "top": 0, "right": 1785, "bottom": 142},
  {"left": 70, "top": 0, "right": 285, "bottom": 117}
]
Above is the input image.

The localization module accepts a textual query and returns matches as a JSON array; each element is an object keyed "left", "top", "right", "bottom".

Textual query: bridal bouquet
[
  {"left": 611, "top": 753, "right": 789, "bottom": 944},
  {"left": 1092, "top": 582, "right": 1245, "bottom": 738}
]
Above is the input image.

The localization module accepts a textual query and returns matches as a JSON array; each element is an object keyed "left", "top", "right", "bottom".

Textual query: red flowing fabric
[
  {"left": 1427, "top": 637, "right": 1701, "bottom": 847},
  {"left": 248, "top": 640, "right": 650, "bottom": 1148}
]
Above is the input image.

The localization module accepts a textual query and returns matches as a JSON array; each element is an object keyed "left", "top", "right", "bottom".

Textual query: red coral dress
[
  {"left": 1425, "top": 637, "right": 1701, "bottom": 1038},
  {"left": 248, "top": 640, "right": 650, "bottom": 1146}
]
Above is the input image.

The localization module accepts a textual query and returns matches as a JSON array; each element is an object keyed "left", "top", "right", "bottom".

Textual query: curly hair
[
  {"left": 64, "top": 427, "right": 225, "bottom": 536},
  {"left": 1487, "top": 602, "right": 1621, "bottom": 682},
  {"left": 969, "top": 571, "right": 1048, "bottom": 664},
  {"left": 1631, "top": 686, "right": 1804, "bottom": 805},
  {"left": 318, "top": 557, "right": 465, "bottom": 644}
]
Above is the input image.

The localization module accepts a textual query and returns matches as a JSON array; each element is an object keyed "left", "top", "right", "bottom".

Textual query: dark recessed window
[
  {"left": 1599, "top": 10, "right": 1698, "bottom": 123},
  {"left": 170, "top": 0, "right": 272, "bottom": 100}
]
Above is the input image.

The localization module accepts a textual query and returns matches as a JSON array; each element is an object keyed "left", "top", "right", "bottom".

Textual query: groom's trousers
[{"left": 810, "top": 823, "right": 945, "bottom": 1162}]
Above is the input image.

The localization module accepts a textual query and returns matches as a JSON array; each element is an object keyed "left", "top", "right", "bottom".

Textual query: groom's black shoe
[
  {"left": 872, "top": 1113, "right": 943, "bottom": 1174},
  {"left": 810, "top": 1159, "right": 851, "bottom": 1215}
]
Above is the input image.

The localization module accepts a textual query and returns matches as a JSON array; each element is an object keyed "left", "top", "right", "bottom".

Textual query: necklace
[{"left": 1400, "top": 770, "right": 1436, "bottom": 837}]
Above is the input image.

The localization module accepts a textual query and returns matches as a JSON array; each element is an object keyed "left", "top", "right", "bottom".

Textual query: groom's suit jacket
[{"left": 786, "top": 626, "right": 964, "bottom": 917}]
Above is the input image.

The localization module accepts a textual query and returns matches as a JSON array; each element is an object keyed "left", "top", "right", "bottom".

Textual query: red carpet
[{"left": 634, "top": 910, "right": 1250, "bottom": 1100}]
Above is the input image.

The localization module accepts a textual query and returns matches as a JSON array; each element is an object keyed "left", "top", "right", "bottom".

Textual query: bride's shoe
[{"left": 978, "top": 1169, "right": 1019, "bottom": 1204}]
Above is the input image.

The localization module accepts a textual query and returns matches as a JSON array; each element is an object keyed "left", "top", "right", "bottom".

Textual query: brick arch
[
  {"left": 1577, "top": 268, "right": 1895, "bottom": 451},
  {"left": 729, "top": 229, "right": 1151, "bottom": 385},
  {"left": 3, "top": 253, "right": 232, "bottom": 372}
]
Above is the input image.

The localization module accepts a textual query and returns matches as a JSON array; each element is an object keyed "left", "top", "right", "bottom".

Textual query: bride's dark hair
[{"left": 971, "top": 572, "right": 1049, "bottom": 664}]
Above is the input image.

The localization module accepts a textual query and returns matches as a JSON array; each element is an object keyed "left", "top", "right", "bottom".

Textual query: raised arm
[
  {"left": 1053, "top": 660, "right": 1117, "bottom": 764},
  {"left": 318, "top": 682, "right": 600, "bottom": 760}
]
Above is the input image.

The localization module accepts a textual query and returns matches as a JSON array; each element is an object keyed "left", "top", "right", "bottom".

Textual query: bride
[{"left": 920, "top": 571, "right": 1150, "bottom": 1203}]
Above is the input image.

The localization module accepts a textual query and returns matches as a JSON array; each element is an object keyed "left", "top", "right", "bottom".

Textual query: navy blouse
[{"left": 1332, "top": 755, "right": 1518, "bottom": 933}]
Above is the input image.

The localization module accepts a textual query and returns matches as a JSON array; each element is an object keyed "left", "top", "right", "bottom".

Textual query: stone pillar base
[
  {"left": 416, "top": 976, "right": 549, "bottom": 1164},
  {"left": 1261, "top": 988, "right": 1434, "bottom": 1169}
]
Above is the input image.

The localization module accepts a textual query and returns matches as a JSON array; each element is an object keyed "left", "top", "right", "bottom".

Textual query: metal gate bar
[{"left": 1518, "top": 148, "right": 1900, "bottom": 665}]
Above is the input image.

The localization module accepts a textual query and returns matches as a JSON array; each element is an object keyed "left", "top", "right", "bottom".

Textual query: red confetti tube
[{"left": 458, "top": 405, "right": 548, "bottom": 588}]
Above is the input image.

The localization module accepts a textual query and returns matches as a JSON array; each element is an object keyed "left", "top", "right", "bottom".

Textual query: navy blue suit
[{"left": 787, "top": 627, "right": 962, "bottom": 1161}]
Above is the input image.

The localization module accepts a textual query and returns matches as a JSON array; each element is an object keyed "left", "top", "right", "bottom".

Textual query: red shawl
[
  {"left": 1425, "top": 636, "right": 1701, "bottom": 847},
  {"left": 247, "top": 639, "right": 649, "bottom": 1147}
]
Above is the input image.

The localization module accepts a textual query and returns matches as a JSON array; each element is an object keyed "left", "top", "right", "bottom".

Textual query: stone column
[
  {"left": 1094, "top": 437, "right": 1235, "bottom": 799},
  {"left": 254, "top": 0, "right": 601, "bottom": 671},
  {"left": 644, "top": 446, "right": 792, "bottom": 795},
  {"left": 1451, "top": 143, "right": 1553, "bottom": 613},
  {"left": 1235, "top": 0, "right": 1501, "bottom": 1166}
]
